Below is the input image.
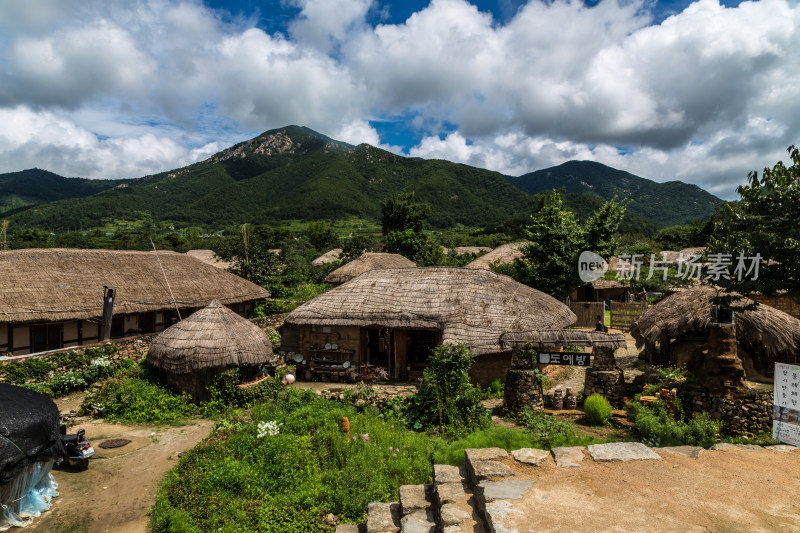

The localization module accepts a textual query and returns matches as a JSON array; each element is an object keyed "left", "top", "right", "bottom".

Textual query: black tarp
[{"left": 0, "top": 384, "right": 64, "bottom": 485}]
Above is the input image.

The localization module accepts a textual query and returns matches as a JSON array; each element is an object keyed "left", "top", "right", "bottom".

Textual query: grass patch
[
  {"left": 432, "top": 427, "right": 533, "bottom": 466},
  {"left": 151, "top": 389, "right": 435, "bottom": 532},
  {"left": 516, "top": 409, "right": 598, "bottom": 449}
]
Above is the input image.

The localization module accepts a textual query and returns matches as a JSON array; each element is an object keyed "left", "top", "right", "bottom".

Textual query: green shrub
[
  {"left": 631, "top": 400, "right": 721, "bottom": 448},
  {"left": 432, "top": 427, "right": 533, "bottom": 466},
  {"left": 87, "top": 375, "right": 200, "bottom": 424},
  {"left": 583, "top": 394, "right": 612, "bottom": 426},
  {"left": 516, "top": 409, "right": 595, "bottom": 449},
  {"left": 486, "top": 378, "right": 504, "bottom": 399},
  {"left": 404, "top": 344, "right": 490, "bottom": 435}
]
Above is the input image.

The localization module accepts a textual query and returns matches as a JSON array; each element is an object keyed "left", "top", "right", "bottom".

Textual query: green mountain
[
  {"left": 0, "top": 168, "right": 127, "bottom": 215},
  {"left": 507, "top": 160, "right": 722, "bottom": 226},
  {"left": 11, "top": 126, "right": 534, "bottom": 231},
  {"left": 8, "top": 127, "right": 720, "bottom": 232}
]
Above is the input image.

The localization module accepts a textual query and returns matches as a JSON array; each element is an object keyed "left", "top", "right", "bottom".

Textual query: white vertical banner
[{"left": 773, "top": 363, "right": 800, "bottom": 446}]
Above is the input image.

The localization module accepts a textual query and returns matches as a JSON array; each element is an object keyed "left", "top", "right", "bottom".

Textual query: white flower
[
  {"left": 257, "top": 420, "right": 281, "bottom": 438},
  {"left": 91, "top": 356, "right": 112, "bottom": 367}
]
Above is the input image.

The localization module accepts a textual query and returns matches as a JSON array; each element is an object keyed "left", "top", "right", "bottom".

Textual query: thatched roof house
[
  {"left": 311, "top": 248, "right": 342, "bottom": 266},
  {"left": 282, "top": 267, "right": 576, "bottom": 384},
  {"left": 185, "top": 249, "right": 232, "bottom": 270},
  {"left": 147, "top": 300, "right": 276, "bottom": 400},
  {"left": 442, "top": 246, "right": 492, "bottom": 255},
  {"left": 0, "top": 248, "right": 269, "bottom": 355},
  {"left": 631, "top": 286, "right": 800, "bottom": 372},
  {"left": 324, "top": 252, "right": 415, "bottom": 286},
  {"left": 465, "top": 242, "right": 526, "bottom": 270}
]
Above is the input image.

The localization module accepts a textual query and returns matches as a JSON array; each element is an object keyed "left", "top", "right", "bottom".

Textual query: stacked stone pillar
[
  {"left": 503, "top": 347, "right": 544, "bottom": 414},
  {"left": 583, "top": 345, "right": 626, "bottom": 407}
]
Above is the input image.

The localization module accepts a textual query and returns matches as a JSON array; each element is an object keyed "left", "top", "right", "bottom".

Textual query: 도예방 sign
[
  {"left": 773, "top": 363, "right": 800, "bottom": 447},
  {"left": 537, "top": 352, "right": 590, "bottom": 366}
]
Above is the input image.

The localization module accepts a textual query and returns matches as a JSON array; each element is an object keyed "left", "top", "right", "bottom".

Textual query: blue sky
[{"left": 0, "top": 0, "right": 797, "bottom": 199}]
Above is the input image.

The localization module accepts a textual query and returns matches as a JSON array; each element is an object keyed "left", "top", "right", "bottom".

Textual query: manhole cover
[{"left": 98, "top": 438, "right": 132, "bottom": 449}]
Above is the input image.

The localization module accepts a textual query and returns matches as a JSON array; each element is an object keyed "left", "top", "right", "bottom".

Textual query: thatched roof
[
  {"left": 591, "top": 278, "right": 624, "bottom": 290},
  {"left": 324, "top": 252, "right": 415, "bottom": 284},
  {"left": 658, "top": 251, "right": 682, "bottom": 264},
  {"left": 500, "top": 329, "right": 627, "bottom": 351},
  {"left": 286, "top": 267, "right": 576, "bottom": 354},
  {"left": 442, "top": 246, "right": 492, "bottom": 255},
  {"left": 465, "top": 242, "right": 526, "bottom": 270},
  {"left": 311, "top": 248, "right": 342, "bottom": 266},
  {"left": 0, "top": 248, "right": 269, "bottom": 323},
  {"left": 185, "top": 249, "right": 232, "bottom": 270},
  {"left": 147, "top": 300, "right": 275, "bottom": 373},
  {"left": 630, "top": 286, "right": 800, "bottom": 356}
]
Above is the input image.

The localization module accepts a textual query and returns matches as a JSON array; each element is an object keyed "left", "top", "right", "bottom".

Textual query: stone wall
[
  {"left": 583, "top": 346, "right": 626, "bottom": 407},
  {"left": 469, "top": 352, "right": 512, "bottom": 387},
  {"left": 503, "top": 369, "right": 544, "bottom": 413},
  {"left": 678, "top": 384, "right": 773, "bottom": 436}
]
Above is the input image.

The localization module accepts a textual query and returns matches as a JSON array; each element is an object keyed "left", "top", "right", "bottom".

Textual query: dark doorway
[
  {"left": 407, "top": 330, "right": 439, "bottom": 370},
  {"left": 365, "top": 328, "right": 388, "bottom": 367},
  {"left": 31, "top": 324, "right": 62, "bottom": 353},
  {"left": 140, "top": 312, "right": 156, "bottom": 334},
  {"left": 111, "top": 315, "right": 125, "bottom": 338}
]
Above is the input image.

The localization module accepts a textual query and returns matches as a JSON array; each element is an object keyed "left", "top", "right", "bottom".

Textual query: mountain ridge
[{"left": 5, "top": 127, "right": 722, "bottom": 231}]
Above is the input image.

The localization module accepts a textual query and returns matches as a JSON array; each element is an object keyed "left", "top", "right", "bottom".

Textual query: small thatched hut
[
  {"left": 311, "top": 248, "right": 342, "bottom": 266},
  {"left": 630, "top": 286, "right": 800, "bottom": 376},
  {"left": 464, "top": 242, "right": 526, "bottom": 270},
  {"left": 324, "top": 252, "right": 415, "bottom": 287},
  {"left": 185, "top": 249, "right": 233, "bottom": 270},
  {"left": 147, "top": 300, "right": 276, "bottom": 400},
  {"left": 281, "top": 267, "right": 576, "bottom": 384}
]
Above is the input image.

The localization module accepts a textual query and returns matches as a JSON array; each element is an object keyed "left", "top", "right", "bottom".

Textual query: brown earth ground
[
  {"left": 28, "top": 392, "right": 214, "bottom": 533},
  {"left": 497, "top": 446, "right": 800, "bottom": 532}
]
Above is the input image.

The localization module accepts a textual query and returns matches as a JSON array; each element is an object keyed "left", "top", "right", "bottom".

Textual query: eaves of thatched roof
[
  {"left": 185, "top": 249, "right": 232, "bottom": 270},
  {"left": 0, "top": 248, "right": 269, "bottom": 323},
  {"left": 630, "top": 285, "right": 800, "bottom": 356},
  {"left": 147, "top": 300, "right": 275, "bottom": 373},
  {"left": 500, "top": 329, "right": 627, "bottom": 351},
  {"left": 324, "top": 252, "right": 415, "bottom": 284},
  {"left": 465, "top": 242, "right": 526, "bottom": 270},
  {"left": 286, "top": 267, "right": 576, "bottom": 354}
]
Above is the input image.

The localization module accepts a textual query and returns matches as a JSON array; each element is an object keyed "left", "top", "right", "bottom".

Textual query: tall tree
[
  {"left": 493, "top": 191, "right": 626, "bottom": 298},
  {"left": 708, "top": 145, "right": 800, "bottom": 302},
  {"left": 380, "top": 192, "right": 431, "bottom": 235}
]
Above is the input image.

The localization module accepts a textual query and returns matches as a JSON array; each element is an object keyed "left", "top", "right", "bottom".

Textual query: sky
[{"left": 0, "top": 0, "right": 798, "bottom": 200}]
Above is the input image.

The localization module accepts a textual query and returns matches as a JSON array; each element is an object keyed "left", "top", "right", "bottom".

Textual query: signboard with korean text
[
  {"left": 773, "top": 363, "right": 800, "bottom": 447},
  {"left": 537, "top": 352, "right": 590, "bottom": 366}
]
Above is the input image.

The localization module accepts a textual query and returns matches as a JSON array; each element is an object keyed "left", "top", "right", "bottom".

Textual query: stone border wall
[{"left": 678, "top": 385, "right": 773, "bottom": 435}]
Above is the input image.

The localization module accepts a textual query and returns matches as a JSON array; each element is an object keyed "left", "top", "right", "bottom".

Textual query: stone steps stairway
[{"left": 339, "top": 447, "right": 514, "bottom": 533}]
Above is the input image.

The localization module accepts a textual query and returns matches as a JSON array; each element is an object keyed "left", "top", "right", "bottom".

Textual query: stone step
[
  {"left": 336, "top": 525, "right": 366, "bottom": 533},
  {"left": 398, "top": 484, "right": 437, "bottom": 533},
  {"left": 433, "top": 464, "right": 487, "bottom": 533},
  {"left": 473, "top": 479, "right": 535, "bottom": 533},
  {"left": 366, "top": 501, "right": 402, "bottom": 533},
  {"left": 463, "top": 448, "right": 515, "bottom": 485}
]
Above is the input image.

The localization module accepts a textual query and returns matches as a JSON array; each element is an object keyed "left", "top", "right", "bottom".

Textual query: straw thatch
[
  {"left": 658, "top": 251, "right": 682, "bottom": 264},
  {"left": 500, "top": 329, "right": 627, "bottom": 351},
  {"left": 311, "top": 248, "right": 342, "bottom": 266},
  {"left": 442, "top": 246, "right": 492, "bottom": 255},
  {"left": 630, "top": 286, "right": 800, "bottom": 356},
  {"left": 147, "top": 300, "right": 275, "bottom": 374},
  {"left": 0, "top": 248, "right": 269, "bottom": 323},
  {"left": 591, "top": 278, "right": 623, "bottom": 290},
  {"left": 185, "top": 249, "right": 232, "bottom": 270},
  {"left": 680, "top": 247, "right": 707, "bottom": 257},
  {"left": 286, "top": 267, "right": 576, "bottom": 354},
  {"left": 324, "top": 252, "right": 415, "bottom": 284},
  {"left": 465, "top": 242, "right": 526, "bottom": 270}
]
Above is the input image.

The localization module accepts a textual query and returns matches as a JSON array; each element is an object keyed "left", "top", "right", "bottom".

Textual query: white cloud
[
  {"left": 0, "top": 106, "right": 215, "bottom": 179},
  {"left": 0, "top": 0, "right": 797, "bottom": 200}
]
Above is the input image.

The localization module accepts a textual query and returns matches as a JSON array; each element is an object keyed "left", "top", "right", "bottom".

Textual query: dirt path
[
  {"left": 499, "top": 446, "right": 800, "bottom": 532},
  {"left": 29, "top": 393, "right": 214, "bottom": 533}
]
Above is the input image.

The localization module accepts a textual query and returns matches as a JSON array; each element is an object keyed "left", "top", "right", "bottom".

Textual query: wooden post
[{"left": 100, "top": 286, "right": 117, "bottom": 341}]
